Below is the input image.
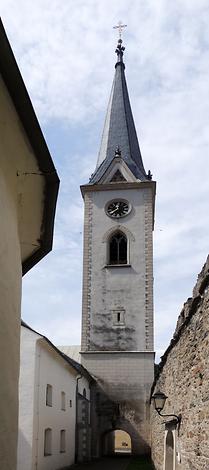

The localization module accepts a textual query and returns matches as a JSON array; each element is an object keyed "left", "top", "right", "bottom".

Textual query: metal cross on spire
[
  {"left": 113, "top": 21, "right": 127, "bottom": 63},
  {"left": 113, "top": 21, "right": 127, "bottom": 40}
]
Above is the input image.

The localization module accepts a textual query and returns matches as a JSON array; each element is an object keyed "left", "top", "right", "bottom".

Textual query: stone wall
[{"left": 151, "top": 255, "right": 209, "bottom": 470}]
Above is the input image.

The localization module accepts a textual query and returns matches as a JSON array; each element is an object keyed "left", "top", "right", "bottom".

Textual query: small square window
[{"left": 112, "top": 309, "right": 125, "bottom": 326}]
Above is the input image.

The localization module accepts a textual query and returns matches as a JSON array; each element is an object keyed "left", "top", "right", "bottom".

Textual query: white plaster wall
[
  {"left": 0, "top": 72, "right": 47, "bottom": 470},
  {"left": 17, "top": 327, "right": 39, "bottom": 470},
  {"left": 18, "top": 328, "right": 78, "bottom": 470},
  {"left": 87, "top": 186, "right": 153, "bottom": 351},
  {"left": 35, "top": 340, "right": 77, "bottom": 470},
  {"left": 0, "top": 167, "right": 22, "bottom": 470},
  {"left": 0, "top": 75, "right": 44, "bottom": 262}
]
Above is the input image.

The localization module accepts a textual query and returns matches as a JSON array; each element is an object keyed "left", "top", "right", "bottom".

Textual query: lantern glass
[{"left": 152, "top": 392, "right": 167, "bottom": 412}]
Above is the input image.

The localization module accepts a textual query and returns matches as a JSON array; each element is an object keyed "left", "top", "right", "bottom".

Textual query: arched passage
[
  {"left": 114, "top": 430, "right": 132, "bottom": 454},
  {"left": 98, "top": 415, "right": 150, "bottom": 458},
  {"left": 103, "top": 429, "right": 132, "bottom": 456}
]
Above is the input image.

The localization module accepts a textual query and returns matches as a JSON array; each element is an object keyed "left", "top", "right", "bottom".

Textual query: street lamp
[
  {"left": 152, "top": 391, "right": 168, "bottom": 413},
  {"left": 151, "top": 391, "right": 181, "bottom": 430}
]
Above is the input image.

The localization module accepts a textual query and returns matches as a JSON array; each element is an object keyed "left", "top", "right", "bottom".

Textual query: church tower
[{"left": 80, "top": 37, "right": 156, "bottom": 456}]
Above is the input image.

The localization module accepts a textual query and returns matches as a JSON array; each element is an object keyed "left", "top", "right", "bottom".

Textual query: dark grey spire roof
[{"left": 89, "top": 40, "right": 149, "bottom": 184}]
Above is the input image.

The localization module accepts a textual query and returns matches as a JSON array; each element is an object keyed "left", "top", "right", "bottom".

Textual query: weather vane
[{"left": 113, "top": 21, "right": 127, "bottom": 40}]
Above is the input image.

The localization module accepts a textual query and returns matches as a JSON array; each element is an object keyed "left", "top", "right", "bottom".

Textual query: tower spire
[{"left": 89, "top": 31, "right": 149, "bottom": 184}]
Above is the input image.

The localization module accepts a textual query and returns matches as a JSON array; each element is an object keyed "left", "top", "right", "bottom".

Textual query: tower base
[{"left": 81, "top": 351, "right": 154, "bottom": 458}]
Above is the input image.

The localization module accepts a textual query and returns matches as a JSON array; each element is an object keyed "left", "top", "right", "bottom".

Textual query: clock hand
[{"left": 109, "top": 207, "right": 119, "bottom": 214}]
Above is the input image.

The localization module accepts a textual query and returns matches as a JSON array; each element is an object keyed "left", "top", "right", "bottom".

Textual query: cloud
[{"left": 2, "top": 0, "right": 208, "bottom": 126}]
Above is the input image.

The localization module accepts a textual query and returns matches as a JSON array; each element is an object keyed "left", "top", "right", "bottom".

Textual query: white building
[
  {"left": 0, "top": 20, "right": 59, "bottom": 470},
  {"left": 18, "top": 322, "right": 90, "bottom": 470},
  {"left": 59, "top": 346, "right": 92, "bottom": 462}
]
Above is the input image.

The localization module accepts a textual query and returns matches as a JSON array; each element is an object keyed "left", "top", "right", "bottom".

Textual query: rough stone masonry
[{"left": 151, "top": 255, "right": 209, "bottom": 470}]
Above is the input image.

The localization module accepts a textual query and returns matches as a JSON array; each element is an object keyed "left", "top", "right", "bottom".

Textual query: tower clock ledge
[{"left": 80, "top": 180, "right": 156, "bottom": 194}]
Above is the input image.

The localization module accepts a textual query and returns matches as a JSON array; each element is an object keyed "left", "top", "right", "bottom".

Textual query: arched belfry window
[{"left": 109, "top": 231, "right": 127, "bottom": 265}]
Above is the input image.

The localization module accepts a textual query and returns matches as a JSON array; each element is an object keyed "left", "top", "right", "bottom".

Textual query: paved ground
[{"left": 72, "top": 456, "right": 131, "bottom": 470}]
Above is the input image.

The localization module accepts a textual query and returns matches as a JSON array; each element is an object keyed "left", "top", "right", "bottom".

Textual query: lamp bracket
[{"left": 158, "top": 411, "right": 182, "bottom": 435}]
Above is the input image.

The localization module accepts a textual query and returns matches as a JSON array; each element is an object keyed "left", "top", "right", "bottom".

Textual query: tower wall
[
  {"left": 81, "top": 184, "right": 154, "bottom": 353},
  {"left": 81, "top": 182, "right": 155, "bottom": 457}
]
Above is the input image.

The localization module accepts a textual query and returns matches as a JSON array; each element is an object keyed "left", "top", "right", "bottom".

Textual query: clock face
[{"left": 106, "top": 200, "right": 130, "bottom": 218}]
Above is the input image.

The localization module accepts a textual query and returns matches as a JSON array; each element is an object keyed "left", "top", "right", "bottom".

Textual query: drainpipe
[
  {"left": 75, "top": 374, "right": 82, "bottom": 463},
  {"left": 34, "top": 343, "right": 41, "bottom": 469}
]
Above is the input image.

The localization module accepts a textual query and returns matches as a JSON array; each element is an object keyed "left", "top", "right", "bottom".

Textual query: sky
[{"left": 1, "top": 0, "right": 209, "bottom": 362}]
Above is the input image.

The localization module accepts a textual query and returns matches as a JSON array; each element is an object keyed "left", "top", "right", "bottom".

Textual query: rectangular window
[
  {"left": 69, "top": 399, "right": 72, "bottom": 408},
  {"left": 46, "top": 384, "right": 52, "bottom": 407},
  {"left": 60, "top": 430, "right": 66, "bottom": 453},
  {"left": 44, "top": 428, "right": 52, "bottom": 456},
  {"left": 61, "top": 391, "right": 66, "bottom": 411},
  {"left": 112, "top": 309, "right": 125, "bottom": 326}
]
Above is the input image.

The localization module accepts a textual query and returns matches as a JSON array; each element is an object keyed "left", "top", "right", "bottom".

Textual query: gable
[
  {"left": 110, "top": 169, "right": 126, "bottom": 182},
  {"left": 98, "top": 158, "right": 138, "bottom": 184}
]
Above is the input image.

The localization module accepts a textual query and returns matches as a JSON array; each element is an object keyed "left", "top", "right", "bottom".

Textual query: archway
[
  {"left": 103, "top": 429, "right": 132, "bottom": 456},
  {"left": 114, "top": 430, "right": 132, "bottom": 454}
]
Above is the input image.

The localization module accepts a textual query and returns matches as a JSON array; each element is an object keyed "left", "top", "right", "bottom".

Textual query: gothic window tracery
[{"left": 109, "top": 231, "right": 127, "bottom": 265}]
